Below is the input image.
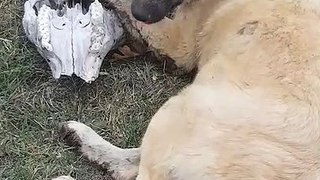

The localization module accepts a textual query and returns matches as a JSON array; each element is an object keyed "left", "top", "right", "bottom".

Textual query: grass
[{"left": 0, "top": 0, "right": 191, "bottom": 179}]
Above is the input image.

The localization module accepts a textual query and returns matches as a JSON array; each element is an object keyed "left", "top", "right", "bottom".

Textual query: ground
[{"left": 0, "top": 0, "right": 191, "bottom": 179}]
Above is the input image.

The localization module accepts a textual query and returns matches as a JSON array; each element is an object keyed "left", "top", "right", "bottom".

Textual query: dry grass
[{"left": 0, "top": 0, "right": 191, "bottom": 179}]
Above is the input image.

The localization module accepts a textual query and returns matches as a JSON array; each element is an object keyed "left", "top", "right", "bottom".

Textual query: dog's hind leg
[{"left": 59, "top": 121, "right": 140, "bottom": 180}]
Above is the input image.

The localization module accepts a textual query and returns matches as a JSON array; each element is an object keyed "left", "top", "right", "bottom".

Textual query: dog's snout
[{"left": 131, "top": 0, "right": 168, "bottom": 23}]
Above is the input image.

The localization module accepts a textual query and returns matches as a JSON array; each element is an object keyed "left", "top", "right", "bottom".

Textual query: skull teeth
[
  {"left": 91, "top": 0, "right": 104, "bottom": 24},
  {"left": 38, "top": 5, "right": 53, "bottom": 51},
  {"left": 89, "top": 0, "right": 106, "bottom": 52}
]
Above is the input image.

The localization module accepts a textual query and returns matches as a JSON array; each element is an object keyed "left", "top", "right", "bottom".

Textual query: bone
[
  {"left": 23, "top": 0, "right": 124, "bottom": 82},
  {"left": 51, "top": 176, "right": 75, "bottom": 180}
]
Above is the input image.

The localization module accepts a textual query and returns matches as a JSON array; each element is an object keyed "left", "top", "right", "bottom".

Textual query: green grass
[{"left": 0, "top": 0, "right": 191, "bottom": 179}]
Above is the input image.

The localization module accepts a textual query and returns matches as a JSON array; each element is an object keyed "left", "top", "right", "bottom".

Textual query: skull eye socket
[
  {"left": 33, "top": 5, "right": 39, "bottom": 16},
  {"left": 52, "top": 18, "right": 68, "bottom": 30},
  {"left": 77, "top": 16, "right": 90, "bottom": 28}
]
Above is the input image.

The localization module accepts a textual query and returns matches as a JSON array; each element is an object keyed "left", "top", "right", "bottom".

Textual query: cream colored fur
[{"left": 55, "top": 0, "right": 320, "bottom": 179}]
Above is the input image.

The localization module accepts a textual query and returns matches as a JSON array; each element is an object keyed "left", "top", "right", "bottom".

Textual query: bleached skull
[{"left": 23, "top": 0, "right": 124, "bottom": 82}]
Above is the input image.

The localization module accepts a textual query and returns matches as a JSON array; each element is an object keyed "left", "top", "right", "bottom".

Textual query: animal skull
[{"left": 23, "top": 0, "right": 124, "bottom": 82}]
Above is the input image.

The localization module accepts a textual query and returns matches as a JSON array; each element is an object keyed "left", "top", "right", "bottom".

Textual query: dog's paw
[
  {"left": 58, "top": 121, "right": 139, "bottom": 180},
  {"left": 59, "top": 121, "right": 86, "bottom": 149},
  {"left": 59, "top": 121, "right": 110, "bottom": 166}
]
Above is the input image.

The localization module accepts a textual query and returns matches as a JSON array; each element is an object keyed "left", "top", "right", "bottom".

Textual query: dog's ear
[{"left": 131, "top": 0, "right": 184, "bottom": 23}]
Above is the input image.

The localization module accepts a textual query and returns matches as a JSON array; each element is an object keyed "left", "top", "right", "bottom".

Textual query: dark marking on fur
[
  {"left": 238, "top": 21, "right": 259, "bottom": 35},
  {"left": 59, "top": 122, "right": 83, "bottom": 149}
]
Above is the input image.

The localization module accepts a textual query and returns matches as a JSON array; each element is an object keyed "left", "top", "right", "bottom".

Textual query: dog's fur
[{"left": 55, "top": 0, "right": 320, "bottom": 179}]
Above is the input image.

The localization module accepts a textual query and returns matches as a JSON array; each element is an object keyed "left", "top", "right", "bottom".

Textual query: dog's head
[{"left": 131, "top": 0, "right": 184, "bottom": 23}]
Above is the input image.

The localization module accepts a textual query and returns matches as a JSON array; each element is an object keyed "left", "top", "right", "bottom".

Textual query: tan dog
[{"left": 55, "top": 0, "right": 320, "bottom": 179}]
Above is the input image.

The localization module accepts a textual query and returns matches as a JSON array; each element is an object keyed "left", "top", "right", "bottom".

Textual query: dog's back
[{"left": 136, "top": 0, "right": 320, "bottom": 179}]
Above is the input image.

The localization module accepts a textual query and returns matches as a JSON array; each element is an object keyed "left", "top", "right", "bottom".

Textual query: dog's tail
[{"left": 60, "top": 121, "right": 140, "bottom": 180}]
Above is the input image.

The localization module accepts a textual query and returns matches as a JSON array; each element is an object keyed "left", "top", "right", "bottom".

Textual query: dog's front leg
[{"left": 59, "top": 121, "right": 140, "bottom": 180}]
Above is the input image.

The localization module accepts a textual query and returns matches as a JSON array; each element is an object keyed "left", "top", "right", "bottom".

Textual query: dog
[{"left": 54, "top": 0, "right": 320, "bottom": 179}]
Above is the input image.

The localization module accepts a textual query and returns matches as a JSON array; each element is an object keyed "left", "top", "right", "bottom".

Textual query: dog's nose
[
  {"left": 131, "top": 0, "right": 167, "bottom": 23},
  {"left": 131, "top": 2, "right": 149, "bottom": 22}
]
